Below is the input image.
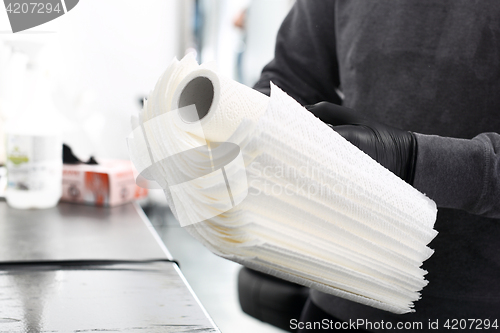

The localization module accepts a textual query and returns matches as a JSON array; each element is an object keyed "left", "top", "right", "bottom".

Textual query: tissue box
[{"left": 61, "top": 159, "right": 148, "bottom": 206}]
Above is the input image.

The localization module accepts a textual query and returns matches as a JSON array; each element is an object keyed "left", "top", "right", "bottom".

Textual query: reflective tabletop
[
  {"left": 0, "top": 201, "right": 168, "bottom": 261},
  {"left": 0, "top": 201, "right": 219, "bottom": 333}
]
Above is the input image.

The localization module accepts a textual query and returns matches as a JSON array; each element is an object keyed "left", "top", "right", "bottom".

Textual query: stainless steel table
[
  {"left": 0, "top": 201, "right": 167, "bottom": 261},
  {"left": 0, "top": 201, "right": 220, "bottom": 333}
]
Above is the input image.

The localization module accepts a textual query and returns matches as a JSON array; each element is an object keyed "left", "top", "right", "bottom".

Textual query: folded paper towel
[{"left": 127, "top": 54, "right": 438, "bottom": 314}]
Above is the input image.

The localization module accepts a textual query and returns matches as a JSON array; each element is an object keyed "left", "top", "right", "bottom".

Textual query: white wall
[
  {"left": 242, "top": 0, "right": 292, "bottom": 86},
  {"left": 1, "top": 0, "right": 181, "bottom": 160},
  {"left": 199, "top": 0, "right": 249, "bottom": 79}
]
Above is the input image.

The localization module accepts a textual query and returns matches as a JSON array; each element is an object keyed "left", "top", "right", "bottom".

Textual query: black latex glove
[{"left": 306, "top": 102, "right": 418, "bottom": 185}]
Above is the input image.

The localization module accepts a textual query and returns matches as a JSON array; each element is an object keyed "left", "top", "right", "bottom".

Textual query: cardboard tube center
[{"left": 178, "top": 76, "right": 214, "bottom": 122}]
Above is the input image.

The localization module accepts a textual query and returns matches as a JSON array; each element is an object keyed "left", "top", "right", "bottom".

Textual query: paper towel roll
[{"left": 127, "top": 54, "right": 438, "bottom": 314}]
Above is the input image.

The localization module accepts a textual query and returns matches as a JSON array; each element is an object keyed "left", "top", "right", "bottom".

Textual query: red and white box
[{"left": 61, "top": 159, "right": 148, "bottom": 207}]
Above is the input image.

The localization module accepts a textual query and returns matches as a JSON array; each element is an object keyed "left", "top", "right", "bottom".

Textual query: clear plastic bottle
[
  {"left": 5, "top": 123, "right": 62, "bottom": 209},
  {"left": 5, "top": 53, "right": 62, "bottom": 209}
]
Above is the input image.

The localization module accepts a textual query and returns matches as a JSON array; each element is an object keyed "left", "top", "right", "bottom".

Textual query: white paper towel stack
[{"left": 127, "top": 54, "right": 438, "bottom": 314}]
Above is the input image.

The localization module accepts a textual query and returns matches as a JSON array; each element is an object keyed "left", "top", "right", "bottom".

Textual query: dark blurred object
[
  {"left": 138, "top": 96, "right": 146, "bottom": 108},
  {"left": 86, "top": 156, "right": 98, "bottom": 165},
  {"left": 238, "top": 267, "right": 309, "bottom": 332},
  {"left": 63, "top": 144, "right": 98, "bottom": 165},
  {"left": 62, "top": 144, "right": 81, "bottom": 164}
]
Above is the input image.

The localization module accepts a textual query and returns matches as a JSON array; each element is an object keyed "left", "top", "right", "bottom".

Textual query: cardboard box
[{"left": 61, "top": 159, "right": 148, "bottom": 206}]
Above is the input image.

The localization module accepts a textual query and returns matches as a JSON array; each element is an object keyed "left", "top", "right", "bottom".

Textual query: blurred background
[
  {"left": 0, "top": 1, "right": 293, "bottom": 332},
  {"left": 0, "top": 0, "right": 292, "bottom": 162}
]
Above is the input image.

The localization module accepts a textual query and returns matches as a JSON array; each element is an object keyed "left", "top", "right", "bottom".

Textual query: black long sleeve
[
  {"left": 253, "top": 0, "right": 342, "bottom": 106},
  {"left": 414, "top": 133, "right": 500, "bottom": 218}
]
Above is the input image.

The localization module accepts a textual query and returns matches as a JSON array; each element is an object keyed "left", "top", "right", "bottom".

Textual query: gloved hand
[{"left": 306, "top": 102, "right": 418, "bottom": 185}]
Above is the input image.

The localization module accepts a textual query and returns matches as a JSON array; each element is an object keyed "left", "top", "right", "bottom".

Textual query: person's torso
[
  {"left": 335, "top": 0, "right": 500, "bottom": 137},
  {"left": 313, "top": 1, "right": 500, "bottom": 329}
]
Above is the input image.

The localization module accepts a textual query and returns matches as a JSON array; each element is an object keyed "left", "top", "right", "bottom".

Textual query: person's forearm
[{"left": 413, "top": 133, "right": 500, "bottom": 218}]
